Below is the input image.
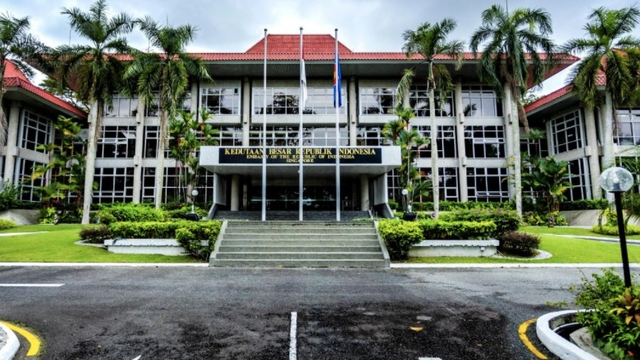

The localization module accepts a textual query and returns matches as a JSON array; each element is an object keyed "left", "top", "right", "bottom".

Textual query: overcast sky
[{"left": 3, "top": 0, "right": 638, "bottom": 95}]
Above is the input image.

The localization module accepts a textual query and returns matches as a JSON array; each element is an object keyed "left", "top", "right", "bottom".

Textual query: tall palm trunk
[
  {"left": 601, "top": 92, "right": 615, "bottom": 169},
  {"left": 428, "top": 69, "right": 439, "bottom": 219},
  {"left": 81, "top": 99, "right": 99, "bottom": 224},
  {"left": 154, "top": 110, "right": 167, "bottom": 209}
]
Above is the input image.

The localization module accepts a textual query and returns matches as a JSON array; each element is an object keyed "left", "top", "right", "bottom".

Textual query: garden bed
[{"left": 408, "top": 239, "right": 499, "bottom": 257}]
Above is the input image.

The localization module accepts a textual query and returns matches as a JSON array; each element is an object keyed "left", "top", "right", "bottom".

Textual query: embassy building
[{"left": 3, "top": 34, "right": 585, "bottom": 220}]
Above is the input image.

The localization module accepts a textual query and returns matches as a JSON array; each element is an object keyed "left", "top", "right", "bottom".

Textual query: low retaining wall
[
  {"left": 104, "top": 239, "right": 204, "bottom": 256},
  {"left": 408, "top": 239, "right": 499, "bottom": 257}
]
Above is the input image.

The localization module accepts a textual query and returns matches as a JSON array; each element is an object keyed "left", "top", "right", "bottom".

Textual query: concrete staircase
[
  {"left": 214, "top": 210, "right": 370, "bottom": 221},
  {"left": 210, "top": 221, "right": 389, "bottom": 268}
]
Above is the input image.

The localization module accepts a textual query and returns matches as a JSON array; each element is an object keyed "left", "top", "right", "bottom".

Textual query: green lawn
[
  {"left": 2, "top": 224, "right": 639, "bottom": 264},
  {"left": 0, "top": 224, "right": 202, "bottom": 263},
  {"left": 404, "top": 226, "right": 640, "bottom": 264}
]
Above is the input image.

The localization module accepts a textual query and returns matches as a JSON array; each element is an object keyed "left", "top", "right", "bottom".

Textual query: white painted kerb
[
  {"left": 536, "top": 310, "right": 599, "bottom": 360},
  {"left": 0, "top": 322, "right": 19, "bottom": 360}
]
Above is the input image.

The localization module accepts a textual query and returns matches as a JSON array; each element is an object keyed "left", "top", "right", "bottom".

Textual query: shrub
[
  {"left": 97, "top": 203, "right": 168, "bottom": 225},
  {"left": 166, "top": 205, "right": 208, "bottom": 220},
  {"left": 440, "top": 209, "right": 520, "bottom": 237},
  {"left": 79, "top": 225, "right": 111, "bottom": 244},
  {"left": 497, "top": 231, "right": 540, "bottom": 256},
  {"left": 39, "top": 207, "right": 57, "bottom": 224},
  {"left": 0, "top": 219, "right": 16, "bottom": 230},
  {"left": 388, "top": 200, "right": 399, "bottom": 211},
  {"left": 378, "top": 219, "right": 423, "bottom": 260},
  {"left": 418, "top": 220, "right": 495, "bottom": 240},
  {"left": 574, "top": 269, "right": 640, "bottom": 360},
  {"left": 405, "top": 201, "right": 514, "bottom": 212},
  {"left": 108, "top": 220, "right": 222, "bottom": 259},
  {"left": 0, "top": 181, "right": 20, "bottom": 211},
  {"left": 591, "top": 224, "right": 640, "bottom": 236}
]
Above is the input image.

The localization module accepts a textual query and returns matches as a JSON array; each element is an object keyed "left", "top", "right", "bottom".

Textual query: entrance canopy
[{"left": 200, "top": 146, "right": 402, "bottom": 177}]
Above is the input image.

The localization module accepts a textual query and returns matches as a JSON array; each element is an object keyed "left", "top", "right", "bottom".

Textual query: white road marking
[
  {"left": 419, "top": 358, "right": 442, "bottom": 360},
  {"left": 0, "top": 284, "right": 64, "bottom": 287},
  {"left": 290, "top": 312, "right": 297, "bottom": 360},
  {"left": 132, "top": 356, "right": 141, "bottom": 360}
]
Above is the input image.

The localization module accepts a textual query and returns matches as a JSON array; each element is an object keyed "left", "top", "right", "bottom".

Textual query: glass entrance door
[{"left": 249, "top": 186, "right": 340, "bottom": 211}]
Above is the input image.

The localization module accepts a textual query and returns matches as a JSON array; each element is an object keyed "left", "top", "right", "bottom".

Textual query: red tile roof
[
  {"left": 525, "top": 85, "right": 573, "bottom": 113},
  {"left": 4, "top": 61, "right": 87, "bottom": 119}
]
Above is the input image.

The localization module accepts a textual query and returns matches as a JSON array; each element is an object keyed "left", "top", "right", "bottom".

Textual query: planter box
[
  {"left": 408, "top": 239, "right": 499, "bottom": 257},
  {"left": 104, "top": 238, "right": 206, "bottom": 256}
]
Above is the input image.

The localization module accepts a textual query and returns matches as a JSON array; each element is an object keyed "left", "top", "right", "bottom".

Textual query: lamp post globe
[{"left": 599, "top": 167, "right": 634, "bottom": 288}]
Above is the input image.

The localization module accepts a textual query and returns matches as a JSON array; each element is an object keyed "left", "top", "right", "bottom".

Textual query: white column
[
  {"left": 503, "top": 84, "right": 522, "bottom": 217},
  {"left": 454, "top": 82, "right": 467, "bottom": 202},
  {"left": 132, "top": 99, "right": 146, "bottom": 203},
  {"left": 3, "top": 101, "right": 21, "bottom": 183},
  {"left": 230, "top": 174, "right": 240, "bottom": 211},
  {"left": 584, "top": 108, "right": 602, "bottom": 199},
  {"left": 349, "top": 76, "right": 357, "bottom": 145},
  {"left": 360, "top": 174, "right": 369, "bottom": 211},
  {"left": 242, "top": 77, "right": 251, "bottom": 145}
]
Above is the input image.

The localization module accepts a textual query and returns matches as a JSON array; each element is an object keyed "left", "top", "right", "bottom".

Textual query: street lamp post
[
  {"left": 599, "top": 167, "right": 634, "bottom": 288},
  {"left": 191, "top": 189, "right": 199, "bottom": 214}
]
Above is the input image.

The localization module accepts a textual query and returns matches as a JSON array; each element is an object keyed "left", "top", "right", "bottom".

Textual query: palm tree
[
  {"left": 55, "top": 0, "right": 134, "bottom": 224},
  {"left": 123, "top": 17, "right": 211, "bottom": 209},
  {"left": 561, "top": 6, "right": 640, "bottom": 169},
  {"left": 0, "top": 12, "right": 48, "bottom": 145},
  {"left": 470, "top": 4, "right": 555, "bottom": 217},
  {"left": 399, "top": 19, "right": 464, "bottom": 219}
]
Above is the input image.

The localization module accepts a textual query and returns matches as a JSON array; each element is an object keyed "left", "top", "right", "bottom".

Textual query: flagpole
[
  {"left": 262, "top": 29, "right": 267, "bottom": 222},
  {"left": 334, "top": 28, "right": 341, "bottom": 222},
  {"left": 299, "top": 27, "right": 304, "bottom": 221}
]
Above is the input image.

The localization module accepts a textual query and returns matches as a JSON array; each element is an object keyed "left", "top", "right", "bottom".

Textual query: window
[
  {"left": 418, "top": 167, "right": 459, "bottom": 201},
  {"left": 551, "top": 110, "right": 583, "bottom": 153},
  {"left": 467, "top": 167, "right": 509, "bottom": 202},
  {"left": 201, "top": 87, "right": 240, "bottom": 115},
  {"left": 93, "top": 167, "right": 134, "bottom": 203},
  {"left": 254, "top": 86, "right": 346, "bottom": 115},
  {"left": 464, "top": 126, "right": 505, "bottom": 158},
  {"left": 567, "top": 159, "right": 589, "bottom": 201},
  {"left": 249, "top": 126, "right": 348, "bottom": 147},
  {"left": 461, "top": 85, "right": 502, "bottom": 117},
  {"left": 409, "top": 87, "right": 454, "bottom": 117},
  {"left": 212, "top": 126, "right": 242, "bottom": 146},
  {"left": 615, "top": 109, "right": 640, "bottom": 145},
  {"left": 416, "top": 125, "right": 457, "bottom": 158},
  {"left": 105, "top": 95, "right": 139, "bottom": 117},
  {"left": 20, "top": 111, "right": 51, "bottom": 152},
  {"left": 16, "top": 158, "right": 44, "bottom": 202},
  {"left": 360, "top": 87, "right": 396, "bottom": 115},
  {"left": 143, "top": 126, "right": 170, "bottom": 158},
  {"left": 97, "top": 126, "right": 136, "bottom": 158},
  {"left": 387, "top": 169, "right": 401, "bottom": 201},
  {"left": 356, "top": 127, "right": 384, "bottom": 146}
]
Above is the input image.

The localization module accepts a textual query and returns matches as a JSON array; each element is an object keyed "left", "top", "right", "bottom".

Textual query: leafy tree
[
  {"left": 168, "top": 109, "right": 218, "bottom": 203},
  {"left": 398, "top": 19, "right": 464, "bottom": 219},
  {"left": 54, "top": 0, "right": 134, "bottom": 224},
  {"left": 470, "top": 4, "right": 555, "bottom": 218},
  {"left": 561, "top": 5, "right": 640, "bottom": 169},
  {"left": 522, "top": 156, "right": 570, "bottom": 214},
  {"left": 30, "top": 116, "right": 88, "bottom": 221},
  {"left": 123, "top": 17, "right": 212, "bottom": 209},
  {"left": 0, "top": 12, "right": 48, "bottom": 145}
]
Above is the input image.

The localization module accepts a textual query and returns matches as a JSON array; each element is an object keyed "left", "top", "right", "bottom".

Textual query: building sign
[{"left": 219, "top": 147, "right": 382, "bottom": 164}]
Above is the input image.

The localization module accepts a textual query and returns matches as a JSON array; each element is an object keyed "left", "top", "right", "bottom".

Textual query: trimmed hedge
[
  {"left": 108, "top": 220, "right": 222, "bottom": 259},
  {"left": 378, "top": 219, "right": 423, "bottom": 260},
  {"left": 418, "top": 220, "right": 496, "bottom": 240},
  {"left": 411, "top": 201, "right": 515, "bottom": 212},
  {"left": 497, "top": 231, "right": 541, "bottom": 256},
  {"left": 79, "top": 225, "right": 111, "bottom": 244},
  {"left": 440, "top": 209, "right": 520, "bottom": 237},
  {"left": 591, "top": 224, "right": 640, "bottom": 236},
  {"left": 97, "top": 203, "right": 168, "bottom": 225},
  {"left": 166, "top": 205, "right": 209, "bottom": 220},
  {"left": 560, "top": 199, "right": 609, "bottom": 211}
]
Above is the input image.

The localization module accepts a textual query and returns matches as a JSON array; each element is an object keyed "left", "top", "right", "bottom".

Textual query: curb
[
  {"left": 536, "top": 310, "right": 599, "bottom": 360},
  {"left": 0, "top": 322, "right": 19, "bottom": 360}
]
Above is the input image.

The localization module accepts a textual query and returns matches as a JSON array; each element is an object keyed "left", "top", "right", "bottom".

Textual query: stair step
[
  {"left": 221, "top": 240, "right": 380, "bottom": 246},
  {"left": 216, "top": 252, "right": 383, "bottom": 260},
  {"left": 223, "top": 233, "right": 377, "bottom": 240},
  {"left": 219, "top": 245, "right": 382, "bottom": 252},
  {"left": 210, "top": 259, "right": 387, "bottom": 268}
]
